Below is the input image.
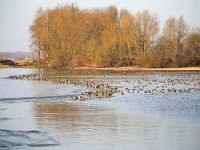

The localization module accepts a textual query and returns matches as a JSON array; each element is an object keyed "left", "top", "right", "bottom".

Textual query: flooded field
[{"left": 0, "top": 68, "right": 200, "bottom": 150}]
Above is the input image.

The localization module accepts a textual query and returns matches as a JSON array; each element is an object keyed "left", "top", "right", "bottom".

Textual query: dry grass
[
  {"left": 71, "top": 66, "right": 200, "bottom": 71},
  {"left": 111, "top": 66, "right": 200, "bottom": 71},
  {"left": 0, "top": 64, "right": 11, "bottom": 68}
]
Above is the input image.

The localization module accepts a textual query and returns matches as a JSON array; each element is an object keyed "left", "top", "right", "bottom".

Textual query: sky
[{"left": 0, "top": 0, "right": 199, "bottom": 52}]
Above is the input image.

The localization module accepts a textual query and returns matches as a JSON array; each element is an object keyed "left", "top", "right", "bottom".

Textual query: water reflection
[
  {"left": 33, "top": 101, "right": 200, "bottom": 150},
  {"left": 33, "top": 102, "right": 118, "bottom": 140}
]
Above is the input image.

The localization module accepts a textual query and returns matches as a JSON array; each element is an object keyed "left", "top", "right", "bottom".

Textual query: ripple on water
[{"left": 0, "top": 129, "right": 60, "bottom": 149}]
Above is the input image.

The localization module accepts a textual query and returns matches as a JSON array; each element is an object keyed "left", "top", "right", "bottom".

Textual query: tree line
[{"left": 30, "top": 4, "right": 200, "bottom": 68}]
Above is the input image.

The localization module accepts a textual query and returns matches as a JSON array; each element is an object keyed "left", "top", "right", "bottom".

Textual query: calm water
[{"left": 0, "top": 68, "right": 200, "bottom": 150}]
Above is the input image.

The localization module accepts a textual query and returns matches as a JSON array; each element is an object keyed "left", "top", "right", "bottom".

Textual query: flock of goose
[
  {"left": 9, "top": 72, "right": 200, "bottom": 101},
  {"left": 9, "top": 74, "right": 119, "bottom": 101},
  {"left": 119, "top": 77, "right": 200, "bottom": 94}
]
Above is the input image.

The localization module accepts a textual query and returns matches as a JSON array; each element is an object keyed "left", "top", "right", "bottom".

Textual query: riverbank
[
  {"left": 1, "top": 64, "right": 200, "bottom": 71},
  {"left": 68, "top": 66, "right": 200, "bottom": 71},
  {"left": 0, "top": 64, "right": 35, "bottom": 68},
  {"left": 0, "top": 64, "right": 10, "bottom": 68}
]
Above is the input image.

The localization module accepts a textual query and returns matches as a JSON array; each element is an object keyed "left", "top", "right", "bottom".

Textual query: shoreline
[
  {"left": 65, "top": 66, "right": 200, "bottom": 71},
  {"left": 1, "top": 65, "right": 200, "bottom": 71},
  {"left": 0, "top": 65, "right": 36, "bottom": 69}
]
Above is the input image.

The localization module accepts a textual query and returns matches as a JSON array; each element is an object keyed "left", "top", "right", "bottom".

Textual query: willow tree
[
  {"left": 119, "top": 10, "right": 135, "bottom": 65},
  {"left": 30, "top": 8, "right": 49, "bottom": 65},
  {"left": 131, "top": 10, "right": 159, "bottom": 66},
  {"left": 163, "top": 16, "right": 188, "bottom": 66},
  {"left": 183, "top": 29, "right": 200, "bottom": 66},
  {"left": 99, "top": 6, "right": 119, "bottom": 66}
]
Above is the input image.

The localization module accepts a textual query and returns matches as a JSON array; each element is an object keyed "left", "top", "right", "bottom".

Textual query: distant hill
[{"left": 0, "top": 51, "right": 36, "bottom": 59}]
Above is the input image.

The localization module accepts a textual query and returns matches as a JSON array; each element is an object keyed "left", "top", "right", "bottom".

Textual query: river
[{"left": 0, "top": 68, "right": 200, "bottom": 150}]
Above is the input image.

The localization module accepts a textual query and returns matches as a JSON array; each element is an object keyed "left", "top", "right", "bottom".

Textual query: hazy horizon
[{"left": 0, "top": 0, "right": 200, "bottom": 52}]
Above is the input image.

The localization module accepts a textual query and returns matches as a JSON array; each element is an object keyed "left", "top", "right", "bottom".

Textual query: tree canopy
[{"left": 30, "top": 4, "right": 200, "bottom": 68}]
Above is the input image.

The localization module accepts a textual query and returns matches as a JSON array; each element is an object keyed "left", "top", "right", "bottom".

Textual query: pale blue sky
[{"left": 0, "top": 0, "right": 199, "bottom": 52}]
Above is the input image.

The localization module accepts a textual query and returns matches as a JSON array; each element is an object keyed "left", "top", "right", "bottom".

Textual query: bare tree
[
  {"left": 163, "top": 16, "right": 188, "bottom": 66},
  {"left": 184, "top": 29, "right": 200, "bottom": 66},
  {"left": 30, "top": 5, "right": 198, "bottom": 68},
  {"left": 131, "top": 10, "right": 159, "bottom": 66}
]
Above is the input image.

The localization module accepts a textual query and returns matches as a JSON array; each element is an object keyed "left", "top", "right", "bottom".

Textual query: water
[
  {"left": 0, "top": 68, "right": 89, "bottom": 100},
  {"left": 0, "top": 68, "right": 200, "bottom": 150}
]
